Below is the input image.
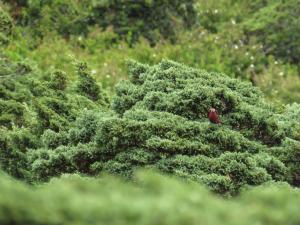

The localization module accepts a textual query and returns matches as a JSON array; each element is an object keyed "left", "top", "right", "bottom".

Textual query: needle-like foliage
[{"left": 29, "top": 60, "right": 300, "bottom": 194}]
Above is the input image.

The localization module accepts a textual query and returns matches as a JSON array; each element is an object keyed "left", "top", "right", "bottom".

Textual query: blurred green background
[{"left": 1, "top": 0, "right": 299, "bottom": 103}]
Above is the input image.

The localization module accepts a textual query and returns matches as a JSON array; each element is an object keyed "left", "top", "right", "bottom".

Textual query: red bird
[{"left": 208, "top": 108, "right": 221, "bottom": 125}]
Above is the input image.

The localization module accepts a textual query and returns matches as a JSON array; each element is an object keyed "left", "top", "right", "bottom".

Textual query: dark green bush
[
  {"left": 275, "top": 103, "right": 300, "bottom": 141},
  {"left": 0, "top": 56, "right": 108, "bottom": 179},
  {"left": 1, "top": 55, "right": 299, "bottom": 195},
  {"left": 0, "top": 128, "right": 37, "bottom": 179},
  {"left": 0, "top": 99, "right": 25, "bottom": 127},
  {"left": 68, "top": 110, "right": 106, "bottom": 145}
]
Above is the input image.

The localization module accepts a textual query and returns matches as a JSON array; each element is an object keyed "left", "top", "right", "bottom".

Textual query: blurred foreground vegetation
[
  {"left": 0, "top": 0, "right": 300, "bottom": 224},
  {"left": 1, "top": 170, "right": 300, "bottom": 225}
]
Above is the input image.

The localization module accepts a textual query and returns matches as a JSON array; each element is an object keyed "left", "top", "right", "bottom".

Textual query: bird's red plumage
[{"left": 208, "top": 108, "right": 220, "bottom": 124}]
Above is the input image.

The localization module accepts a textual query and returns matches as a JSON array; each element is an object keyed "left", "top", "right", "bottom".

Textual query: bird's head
[{"left": 209, "top": 108, "right": 216, "bottom": 112}]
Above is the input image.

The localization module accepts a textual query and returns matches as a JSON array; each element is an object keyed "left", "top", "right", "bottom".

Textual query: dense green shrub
[
  {"left": 0, "top": 58, "right": 297, "bottom": 194},
  {"left": 0, "top": 56, "right": 108, "bottom": 179},
  {"left": 275, "top": 103, "right": 300, "bottom": 141},
  {"left": 28, "top": 60, "right": 300, "bottom": 194},
  {"left": 0, "top": 127, "right": 37, "bottom": 179},
  {"left": 271, "top": 104, "right": 300, "bottom": 185}
]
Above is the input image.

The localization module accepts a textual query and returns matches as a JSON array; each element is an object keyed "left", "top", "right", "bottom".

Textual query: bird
[{"left": 208, "top": 108, "right": 221, "bottom": 125}]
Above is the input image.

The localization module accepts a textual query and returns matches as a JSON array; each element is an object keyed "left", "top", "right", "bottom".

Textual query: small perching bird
[{"left": 208, "top": 108, "right": 221, "bottom": 125}]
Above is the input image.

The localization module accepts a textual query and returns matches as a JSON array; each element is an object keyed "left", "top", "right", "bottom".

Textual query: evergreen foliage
[
  {"left": 76, "top": 62, "right": 102, "bottom": 102},
  {"left": 28, "top": 60, "right": 300, "bottom": 195},
  {"left": 0, "top": 56, "right": 108, "bottom": 179}
]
